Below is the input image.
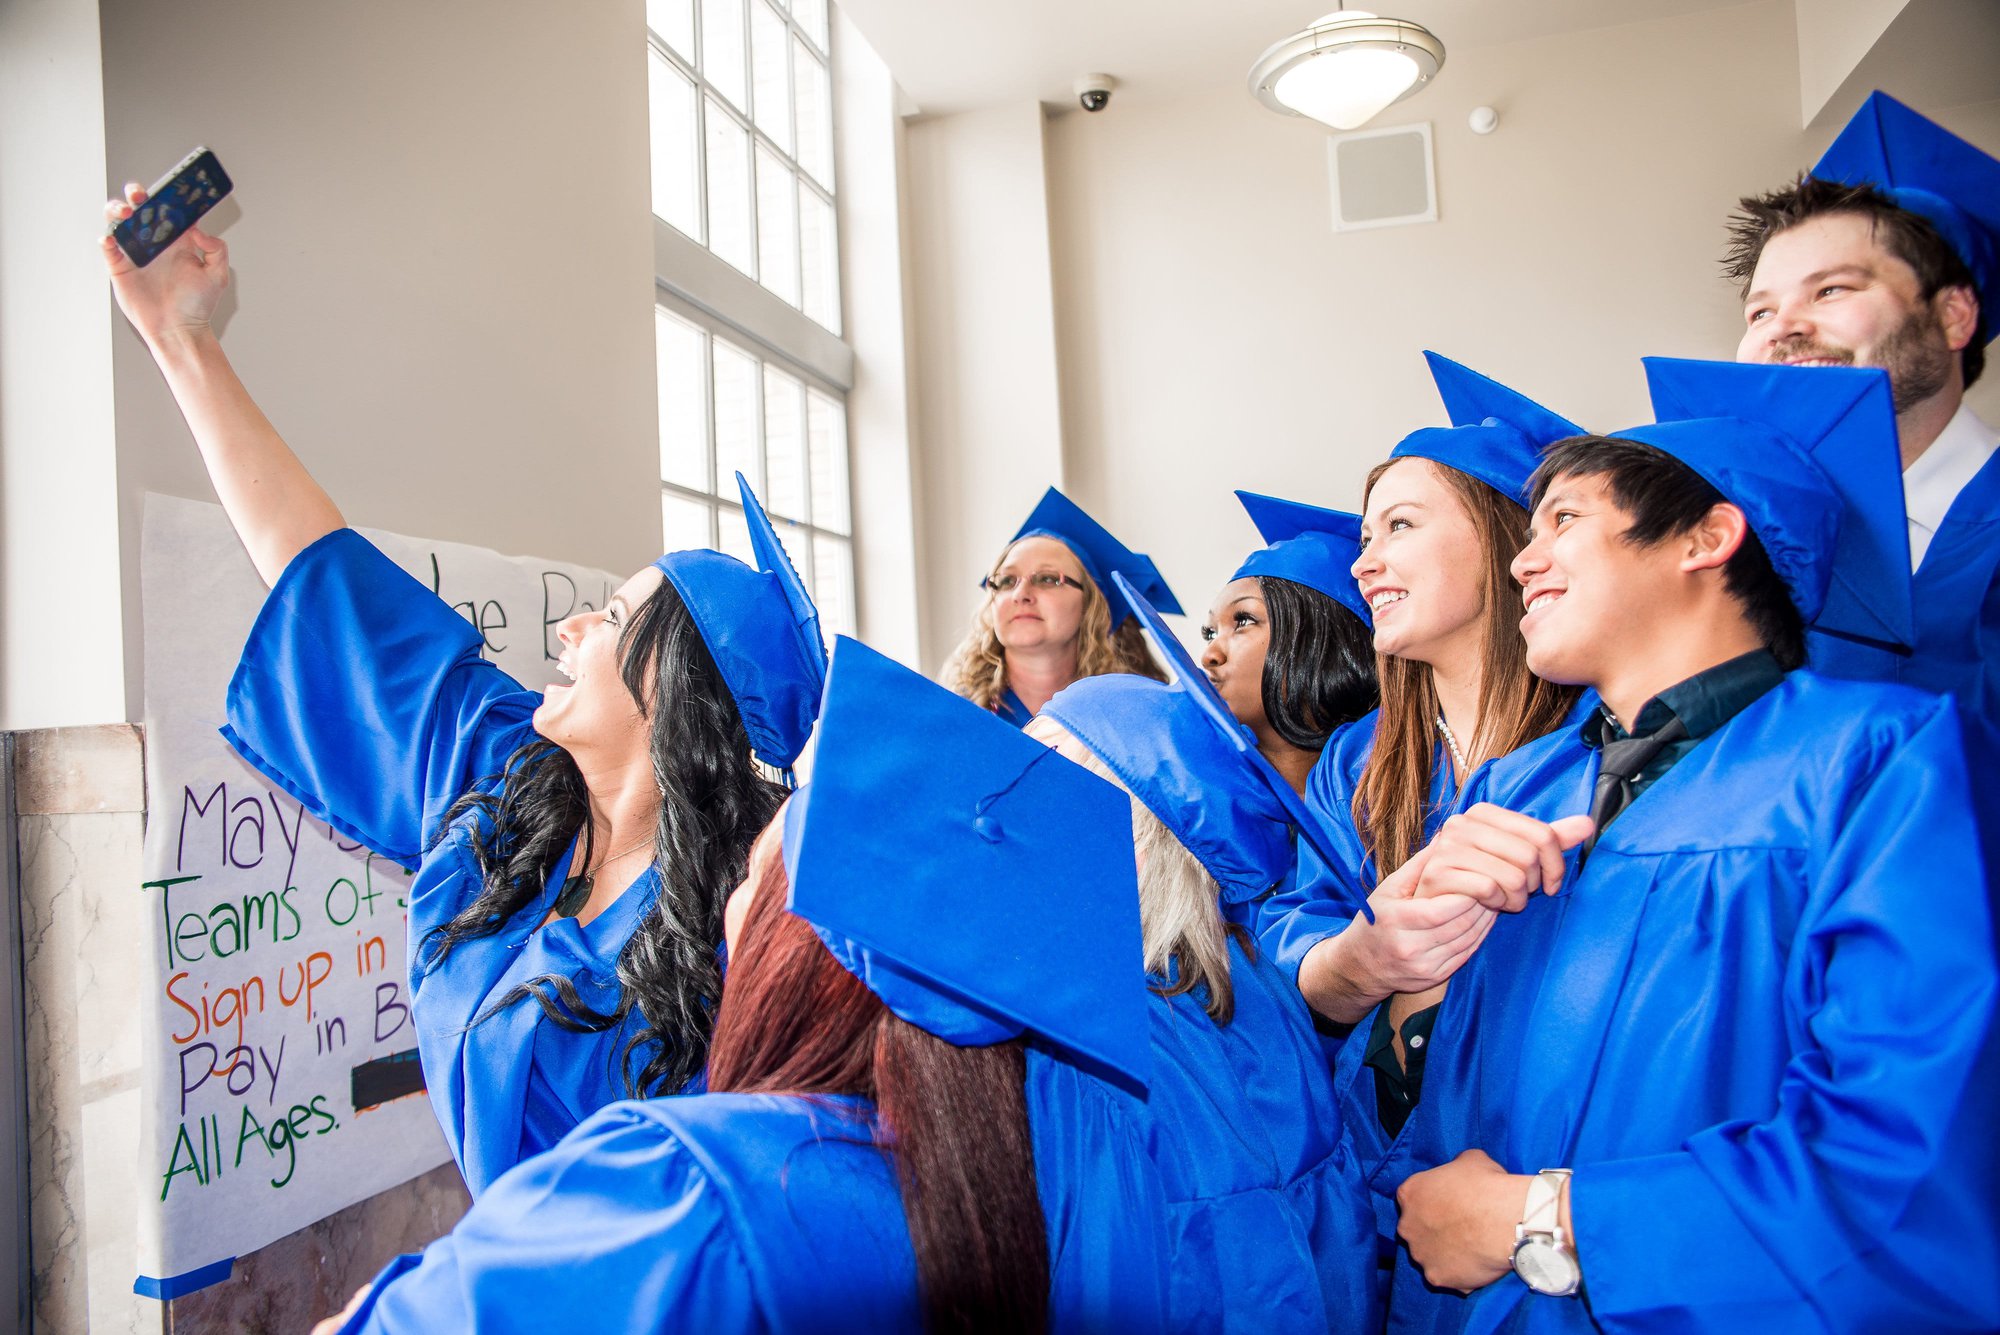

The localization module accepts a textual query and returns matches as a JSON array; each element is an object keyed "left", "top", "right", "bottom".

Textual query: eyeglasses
[{"left": 981, "top": 570, "right": 1087, "bottom": 595}]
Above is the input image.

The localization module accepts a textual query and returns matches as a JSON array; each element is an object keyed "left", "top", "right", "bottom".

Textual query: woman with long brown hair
[
  {"left": 1260, "top": 354, "right": 1596, "bottom": 1140},
  {"left": 314, "top": 639, "right": 1167, "bottom": 1335},
  {"left": 942, "top": 487, "right": 1171, "bottom": 723}
]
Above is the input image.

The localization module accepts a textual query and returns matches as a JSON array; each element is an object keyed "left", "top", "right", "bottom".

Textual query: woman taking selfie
[
  {"left": 102, "top": 187, "right": 826, "bottom": 1194},
  {"left": 942, "top": 487, "right": 1172, "bottom": 724}
]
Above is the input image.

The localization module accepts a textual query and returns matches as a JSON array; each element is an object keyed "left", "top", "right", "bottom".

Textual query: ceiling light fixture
[{"left": 1249, "top": 9, "right": 1446, "bottom": 131}]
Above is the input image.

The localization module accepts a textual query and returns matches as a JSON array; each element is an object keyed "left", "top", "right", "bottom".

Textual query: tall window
[
  {"left": 647, "top": 0, "right": 840, "bottom": 331},
  {"left": 648, "top": 0, "right": 855, "bottom": 641},
  {"left": 655, "top": 304, "right": 855, "bottom": 638}
]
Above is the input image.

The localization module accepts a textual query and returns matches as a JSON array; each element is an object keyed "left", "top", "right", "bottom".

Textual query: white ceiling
[{"left": 836, "top": 0, "right": 1775, "bottom": 118}]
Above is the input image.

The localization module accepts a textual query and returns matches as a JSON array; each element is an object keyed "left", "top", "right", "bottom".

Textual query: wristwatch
[{"left": 1510, "top": 1168, "right": 1580, "bottom": 1297}]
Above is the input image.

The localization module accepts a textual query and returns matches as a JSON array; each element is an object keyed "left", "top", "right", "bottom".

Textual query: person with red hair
[{"left": 316, "top": 638, "right": 1167, "bottom": 1335}]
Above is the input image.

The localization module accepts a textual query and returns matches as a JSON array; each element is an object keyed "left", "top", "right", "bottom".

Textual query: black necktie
[{"left": 1581, "top": 716, "right": 1688, "bottom": 861}]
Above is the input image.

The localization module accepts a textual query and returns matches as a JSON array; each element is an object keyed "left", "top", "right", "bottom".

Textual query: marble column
[
  {"left": 13, "top": 726, "right": 471, "bottom": 1334},
  {"left": 17, "top": 724, "right": 156, "bottom": 1335}
]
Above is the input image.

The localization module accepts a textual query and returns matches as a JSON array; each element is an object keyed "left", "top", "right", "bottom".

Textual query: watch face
[{"left": 1513, "top": 1238, "right": 1581, "bottom": 1296}]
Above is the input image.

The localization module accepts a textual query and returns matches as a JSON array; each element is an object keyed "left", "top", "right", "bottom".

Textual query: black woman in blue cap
[{"left": 1201, "top": 489, "right": 1378, "bottom": 796}]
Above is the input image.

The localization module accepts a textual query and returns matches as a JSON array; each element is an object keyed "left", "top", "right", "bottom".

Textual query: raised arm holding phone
[{"left": 101, "top": 170, "right": 827, "bottom": 1198}]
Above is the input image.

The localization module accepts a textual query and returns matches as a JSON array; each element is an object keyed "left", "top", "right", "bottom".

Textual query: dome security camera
[{"left": 1075, "top": 74, "right": 1118, "bottom": 113}]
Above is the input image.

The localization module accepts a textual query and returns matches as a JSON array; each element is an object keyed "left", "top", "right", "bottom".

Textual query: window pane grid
[
  {"left": 649, "top": 0, "right": 838, "bottom": 329},
  {"left": 655, "top": 308, "right": 856, "bottom": 637},
  {"left": 647, "top": 0, "right": 696, "bottom": 63},
  {"left": 662, "top": 481, "right": 852, "bottom": 546}
]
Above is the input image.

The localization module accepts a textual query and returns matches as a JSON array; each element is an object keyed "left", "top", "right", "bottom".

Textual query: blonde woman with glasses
[{"left": 942, "top": 488, "right": 1172, "bottom": 724}]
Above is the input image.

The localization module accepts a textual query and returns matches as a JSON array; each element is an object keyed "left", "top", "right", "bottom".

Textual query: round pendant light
[{"left": 1249, "top": 10, "right": 1446, "bottom": 131}]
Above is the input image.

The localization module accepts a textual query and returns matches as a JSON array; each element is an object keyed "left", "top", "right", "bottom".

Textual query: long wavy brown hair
[
  {"left": 941, "top": 537, "right": 1163, "bottom": 711},
  {"left": 708, "top": 832, "right": 1049, "bottom": 1335},
  {"left": 1352, "top": 459, "right": 1580, "bottom": 880}
]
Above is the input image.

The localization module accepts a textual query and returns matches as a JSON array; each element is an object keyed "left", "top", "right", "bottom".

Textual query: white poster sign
[{"left": 136, "top": 493, "right": 621, "bottom": 1297}]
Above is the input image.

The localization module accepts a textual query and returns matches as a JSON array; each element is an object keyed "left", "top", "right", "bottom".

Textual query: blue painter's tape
[{"left": 134, "top": 1256, "right": 235, "bottom": 1299}]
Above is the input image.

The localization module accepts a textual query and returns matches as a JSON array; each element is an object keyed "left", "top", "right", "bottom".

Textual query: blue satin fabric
[
  {"left": 1253, "top": 711, "right": 1399, "bottom": 974},
  {"left": 221, "top": 530, "right": 669, "bottom": 1196},
  {"left": 337, "top": 1049, "right": 1170, "bottom": 1334},
  {"left": 1812, "top": 447, "right": 2000, "bottom": 723},
  {"left": 1250, "top": 697, "right": 1597, "bottom": 1285},
  {"left": 994, "top": 686, "right": 1034, "bottom": 729},
  {"left": 1383, "top": 672, "right": 2000, "bottom": 1334},
  {"left": 1144, "top": 933, "right": 1379, "bottom": 1334}
]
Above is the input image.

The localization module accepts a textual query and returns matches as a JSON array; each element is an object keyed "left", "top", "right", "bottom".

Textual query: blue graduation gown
[
  {"left": 222, "top": 529, "right": 668, "bottom": 1196},
  {"left": 1812, "top": 447, "right": 2000, "bottom": 722},
  {"left": 1386, "top": 673, "right": 2000, "bottom": 1333},
  {"left": 1245, "top": 695, "right": 1603, "bottom": 1291},
  {"left": 336, "top": 1049, "right": 1170, "bottom": 1333},
  {"left": 994, "top": 686, "right": 1033, "bottom": 729},
  {"left": 1144, "top": 934, "right": 1379, "bottom": 1333},
  {"left": 1251, "top": 710, "right": 1412, "bottom": 978}
]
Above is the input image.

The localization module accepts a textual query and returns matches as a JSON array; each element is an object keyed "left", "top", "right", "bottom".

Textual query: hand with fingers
[
  {"left": 1411, "top": 804, "right": 1595, "bottom": 913},
  {"left": 1298, "top": 844, "right": 1502, "bottom": 1024},
  {"left": 101, "top": 183, "right": 230, "bottom": 348},
  {"left": 1349, "top": 844, "right": 1500, "bottom": 991}
]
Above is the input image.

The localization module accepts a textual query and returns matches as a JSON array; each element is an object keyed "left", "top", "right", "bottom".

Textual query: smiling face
[
  {"left": 1512, "top": 473, "right": 1680, "bottom": 689},
  {"left": 1352, "top": 458, "right": 1490, "bottom": 670},
  {"left": 988, "top": 536, "right": 1091, "bottom": 656},
  {"left": 1737, "top": 212, "right": 1962, "bottom": 414},
  {"left": 1201, "top": 577, "right": 1272, "bottom": 735},
  {"left": 532, "top": 564, "right": 664, "bottom": 757}
]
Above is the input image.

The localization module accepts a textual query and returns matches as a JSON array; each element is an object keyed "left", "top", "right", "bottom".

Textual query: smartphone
[{"left": 110, "top": 147, "right": 233, "bottom": 267}]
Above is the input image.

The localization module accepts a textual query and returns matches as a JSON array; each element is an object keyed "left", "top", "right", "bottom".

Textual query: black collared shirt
[
  {"left": 1580, "top": 648, "right": 1788, "bottom": 812},
  {"left": 1364, "top": 1000, "right": 1439, "bottom": 1137}
]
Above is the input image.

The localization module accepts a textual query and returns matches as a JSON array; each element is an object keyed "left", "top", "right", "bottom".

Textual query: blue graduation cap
[
  {"left": 1390, "top": 352, "right": 1586, "bottom": 507},
  {"left": 653, "top": 473, "right": 829, "bottom": 772},
  {"left": 1009, "top": 486, "right": 1183, "bottom": 624},
  {"left": 1815, "top": 91, "right": 2000, "bottom": 340},
  {"left": 780, "top": 636, "right": 1151, "bottom": 1096},
  {"left": 1620, "top": 358, "right": 1915, "bottom": 648},
  {"left": 1230, "top": 490, "right": 1371, "bottom": 626},
  {"left": 1039, "top": 573, "right": 1368, "bottom": 921}
]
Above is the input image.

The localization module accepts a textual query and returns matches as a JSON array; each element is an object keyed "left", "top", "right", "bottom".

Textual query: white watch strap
[{"left": 1522, "top": 1168, "right": 1569, "bottom": 1235}]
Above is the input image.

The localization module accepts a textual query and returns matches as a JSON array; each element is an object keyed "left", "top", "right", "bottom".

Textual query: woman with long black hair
[
  {"left": 1201, "top": 490, "right": 1379, "bottom": 795},
  {"left": 313, "top": 639, "right": 1168, "bottom": 1334},
  {"left": 103, "top": 187, "right": 825, "bottom": 1194}
]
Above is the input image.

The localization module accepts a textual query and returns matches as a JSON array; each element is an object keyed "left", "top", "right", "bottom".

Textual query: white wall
[
  {"left": 0, "top": 0, "right": 125, "bottom": 730},
  {"left": 1798, "top": 0, "right": 1911, "bottom": 124},
  {"left": 100, "top": 0, "right": 663, "bottom": 718},
  {"left": 898, "top": 0, "right": 2000, "bottom": 656},
  {"left": 903, "top": 102, "right": 1067, "bottom": 668},
  {"left": 834, "top": 9, "right": 925, "bottom": 667}
]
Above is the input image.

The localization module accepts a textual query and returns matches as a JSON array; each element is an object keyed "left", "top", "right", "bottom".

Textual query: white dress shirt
[{"left": 1904, "top": 402, "right": 2000, "bottom": 570}]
